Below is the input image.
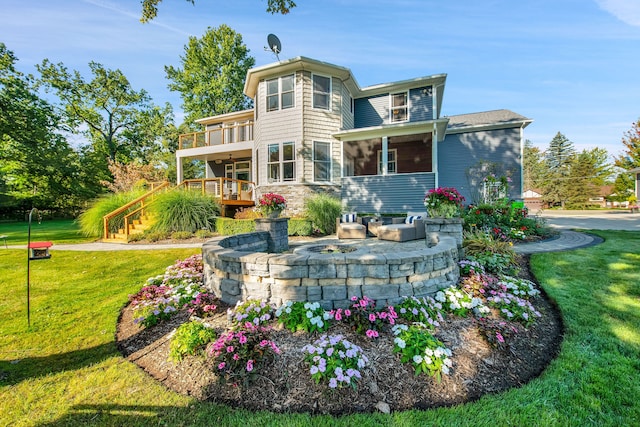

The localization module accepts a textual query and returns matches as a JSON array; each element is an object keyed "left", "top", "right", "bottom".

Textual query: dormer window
[
  {"left": 390, "top": 91, "right": 408, "bottom": 122},
  {"left": 312, "top": 74, "right": 331, "bottom": 110},
  {"left": 266, "top": 74, "right": 295, "bottom": 112}
]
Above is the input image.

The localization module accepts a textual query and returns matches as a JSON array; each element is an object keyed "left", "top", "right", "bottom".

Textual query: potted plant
[
  {"left": 424, "top": 187, "right": 465, "bottom": 218},
  {"left": 258, "top": 192, "right": 287, "bottom": 218}
]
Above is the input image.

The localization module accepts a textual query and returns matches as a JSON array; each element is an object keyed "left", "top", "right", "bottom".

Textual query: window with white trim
[
  {"left": 390, "top": 92, "right": 408, "bottom": 122},
  {"left": 313, "top": 74, "right": 331, "bottom": 110},
  {"left": 313, "top": 141, "right": 331, "bottom": 182},
  {"left": 377, "top": 149, "right": 397, "bottom": 174},
  {"left": 266, "top": 74, "right": 295, "bottom": 112},
  {"left": 267, "top": 142, "right": 296, "bottom": 182}
]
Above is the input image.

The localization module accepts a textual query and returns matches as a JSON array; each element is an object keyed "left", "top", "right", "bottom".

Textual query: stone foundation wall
[
  {"left": 202, "top": 233, "right": 461, "bottom": 309},
  {"left": 255, "top": 184, "right": 341, "bottom": 217}
]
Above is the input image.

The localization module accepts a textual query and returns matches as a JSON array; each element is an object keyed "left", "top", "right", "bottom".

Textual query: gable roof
[{"left": 445, "top": 109, "right": 532, "bottom": 134}]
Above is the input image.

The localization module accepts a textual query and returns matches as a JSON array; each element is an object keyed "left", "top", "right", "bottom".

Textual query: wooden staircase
[
  {"left": 102, "top": 182, "right": 170, "bottom": 243},
  {"left": 101, "top": 178, "right": 256, "bottom": 243},
  {"left": 106, "top": 216, "right": 153, "bottom": 242}
]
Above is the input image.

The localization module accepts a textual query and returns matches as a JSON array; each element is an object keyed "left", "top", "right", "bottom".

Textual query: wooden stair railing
[
  {"left": 102, "top": 181, "right": 171, "bottom": 241},
  {"left": 102, "top": 178, "right": 256, "bottom": 242}
]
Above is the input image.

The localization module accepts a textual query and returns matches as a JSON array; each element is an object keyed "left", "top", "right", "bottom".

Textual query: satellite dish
[{"left": 265, "top": 34, "right": 281, "bottom": 60}]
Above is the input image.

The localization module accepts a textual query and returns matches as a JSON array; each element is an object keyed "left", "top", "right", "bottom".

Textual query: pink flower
[
  {"left": 344, "top": 309, "right": 351, "bottom": 316},
  {"left": 335, "top": 311, "right": 342, "bottom": 321},
  {"left": 233, "top": 353, "right": 240, "bottom": 361},
  {"left": 246, "top": 359, "right": 254, "bottom": 372},
  {"left": 218, "top": 362, "right": 226, "bottom": 370},
  {"left": 368, "top": 313, "right": 376, "bottom": 322},
  {"left": 238, "top": 334, "right": 247, "bottom": 344},
  {"left": 496, "top": 332, "right": 505, "bottom": 343},
  {"left": 366, "top": 329, "right": 379, "bottom": 338},
  {"left": 226, "top": 346, "right": 234, "bottom": 353}
]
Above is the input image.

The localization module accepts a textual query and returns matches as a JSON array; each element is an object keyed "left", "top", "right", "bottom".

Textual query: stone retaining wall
[{"left": 202, "top": 233, "right": 461, "bottom": 309}]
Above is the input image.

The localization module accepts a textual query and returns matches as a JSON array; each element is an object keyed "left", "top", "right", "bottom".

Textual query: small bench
[
  {"left": 0, "top": 235, "right": 7, "bottom": 248},
  {"left": 630, "top": 205, "right": 639, "bottom": 214}
]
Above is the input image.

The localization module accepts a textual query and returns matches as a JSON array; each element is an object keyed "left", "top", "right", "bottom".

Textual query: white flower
[
  {"left": 394, "top": 337, "right": 406, "bottom": 349},
  {"left": 413, "top": 355, "right": 423, "bottom": 364}
]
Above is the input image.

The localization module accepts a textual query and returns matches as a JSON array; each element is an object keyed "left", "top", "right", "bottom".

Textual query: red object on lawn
[{"left": 28, "top": 241, "right": 52, "bottom": 260}]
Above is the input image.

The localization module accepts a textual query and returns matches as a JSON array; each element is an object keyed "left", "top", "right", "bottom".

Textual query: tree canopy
[
  {"left": 165, "top": 25, "right": 255, "bottom": 125},
  {"left": 614, "top": 118, "right": 640, "bottom": 170},
  {"left": 140, "top": 0, "right": 296, "bottom": 23},
  {"left": 0, "top": 43, "right": 97, "bottom": 216},
  {"left": 37, "top": 60, "right": 174, "bottom": 166}
]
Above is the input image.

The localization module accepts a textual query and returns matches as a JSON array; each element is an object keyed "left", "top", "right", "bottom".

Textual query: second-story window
[
  {"left": 266, "top": 74, "right": 295, "bottom": 112},
  {"left": 267, "top": 142, "right": 296, "bottom": 183},
  {"left": 390, "top": 92, "right": 408, "bottom": 122},
  {"left": 313, "top": 74, "right": 331, "bottom": 110}
]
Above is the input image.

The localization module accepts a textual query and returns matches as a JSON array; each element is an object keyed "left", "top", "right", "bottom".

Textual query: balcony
[{"left": 179, "top": 121, "right": 254, "bottom": 150}]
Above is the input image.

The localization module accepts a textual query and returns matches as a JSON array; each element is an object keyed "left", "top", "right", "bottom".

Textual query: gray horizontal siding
[
  {"left": 409, "top": 87, "right": 433, "bottom": 122},
  {"left": 438, "top": 128, "right": 522, "bottom": 204},
  {"left": 354, "top": 87, "right": 433, "bottom": 128},
  {"left": 354, "top": 94, "right": 386, "bottom": 128},
  {"left": 341, "top": 172, "right": 436, "bottom": 214}
]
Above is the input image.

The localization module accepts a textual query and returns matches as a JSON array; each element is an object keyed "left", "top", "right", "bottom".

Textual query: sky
[{"left": 2, "top": 0, "right": 640, "bottom": 159}]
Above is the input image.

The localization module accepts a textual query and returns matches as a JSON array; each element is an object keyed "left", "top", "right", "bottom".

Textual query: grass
[
  {"left": 0, "top": 219, "right": 90, "bottom": 245},
  {"left": 0, "top": 229, "right": 639, "bottom": 426}
]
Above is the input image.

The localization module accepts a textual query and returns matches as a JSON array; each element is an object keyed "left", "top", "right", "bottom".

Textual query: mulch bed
[{"left": 115, "top": 254, "right": 563, "bottom": 415}]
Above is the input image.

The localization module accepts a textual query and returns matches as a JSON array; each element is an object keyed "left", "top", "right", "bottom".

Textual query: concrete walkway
[{"left": 4, "top": 210, "right": 635, "bottom": 254}]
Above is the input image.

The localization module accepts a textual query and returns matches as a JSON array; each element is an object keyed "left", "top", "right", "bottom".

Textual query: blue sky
[{"left": 2, "top": 0, "right": 639, "bottom": 158}]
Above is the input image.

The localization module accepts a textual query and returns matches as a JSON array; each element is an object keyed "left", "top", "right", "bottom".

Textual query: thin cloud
[
  {"left": 595, "top": 0, "right": 640, "bottom": 26},
  {"left": 82, "top": 0, "right": 192, "bottom": 36}
]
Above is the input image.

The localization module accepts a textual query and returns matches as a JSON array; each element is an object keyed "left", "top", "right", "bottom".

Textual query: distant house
[
  {"left": 590, "top": 185, "right": 614, "bottom": 208},
  {"left": 176, "top": 56, "right": 532, "bottom": 215},
  {"left": 523, "top": 188, "right": 543, "bottom": 211}
]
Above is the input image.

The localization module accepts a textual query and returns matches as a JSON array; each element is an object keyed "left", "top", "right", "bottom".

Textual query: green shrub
[
  {"left": 169, "top": 320, "right": 218, "bottom": 362},
  {"left": 288, "top": 218, "right": 313, "bottom": 236},
  {"left": 304, "top": 193, "right": 342, "bottom": 235},
  {"left": 171, "top": 231, "right": 193, "bottom": 240},
  {"left": 195, "top": 229, "right": 214, "bottom": 239},
  {"left": 148, "top": 189, "right": 219, "bottom": 233},
  {"left": 78, "top": 190, "right": 144, "bottom": 237},
  {"left": 215, "top": 218, "right": 255, "bottom": 235},
  {"left": 143, "top": 231, "right": 170, "bottom": 242},
  {"left": 463, "top": 229, "right": 518, "bottom": 275}
]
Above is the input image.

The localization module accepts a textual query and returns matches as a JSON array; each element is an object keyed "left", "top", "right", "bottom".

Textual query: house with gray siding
[{"left": 176, "top": 56, "right": 532, "bottom": 215}]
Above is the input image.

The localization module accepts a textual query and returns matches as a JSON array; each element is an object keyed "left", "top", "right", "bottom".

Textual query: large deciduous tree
[
  {"left": 140, "top": 0, "right": 296, "bottom": 22},
  {"left": 165, "top": 25, "right": 255, "bottom": 125},
  {"left": 36, "top": 60, "right": 170, "bottom": 165},
  {"left": 0, "top": 43, "right": 97, "bottom": 215},
  {"left": 614, "top": 118, "right": 640, "bottom": 170}
]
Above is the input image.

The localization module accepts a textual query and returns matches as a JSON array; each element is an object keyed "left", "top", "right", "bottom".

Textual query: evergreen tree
[
  {"left": 541, "top": 132, "right": 576, "bottom": 208},
  {"left": 565, "top": 148, "right": 611, "bottom": 208},
  {"left": 522, "top": 140, "right": 545, "bottom": 191}
]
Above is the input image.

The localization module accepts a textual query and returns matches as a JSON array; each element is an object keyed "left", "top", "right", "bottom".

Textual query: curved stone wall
[{"left": 202, "top": 233, "right": 461, "bottom": 310}]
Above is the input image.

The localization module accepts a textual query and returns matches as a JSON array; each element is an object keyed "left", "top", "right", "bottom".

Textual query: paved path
[
  {"left": 4, "top": 210, "right": 635, "bottom": 254},
  {"left": 512, "top": 209, "right": 638, "bottom": 254}
]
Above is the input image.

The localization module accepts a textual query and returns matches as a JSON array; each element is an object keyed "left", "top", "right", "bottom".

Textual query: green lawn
[
  {"left": 0, "top": 230, "right": 639, "bottom": 426},
  {"left": 0, "top": 219, "right": 90, "bottom": 245}
]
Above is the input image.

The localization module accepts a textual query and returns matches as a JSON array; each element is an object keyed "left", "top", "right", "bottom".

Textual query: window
[
  {"left": 267, "top": 142, "right": 296, "bottom": 183},
  {"left": 377, "top": 149, "right": 397, "bottom": 174},
  {"left": 390, "top": 92, "right": 408, "bottom": 122},
  {"left": 266, "top": 75, "right": 295, "bottom": 112},
  {"left": 313, "top": 74, "right": 331, "bottom": 110},
  {"left": 313, "top": 141, "right": 331, "bottom": 182}
]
